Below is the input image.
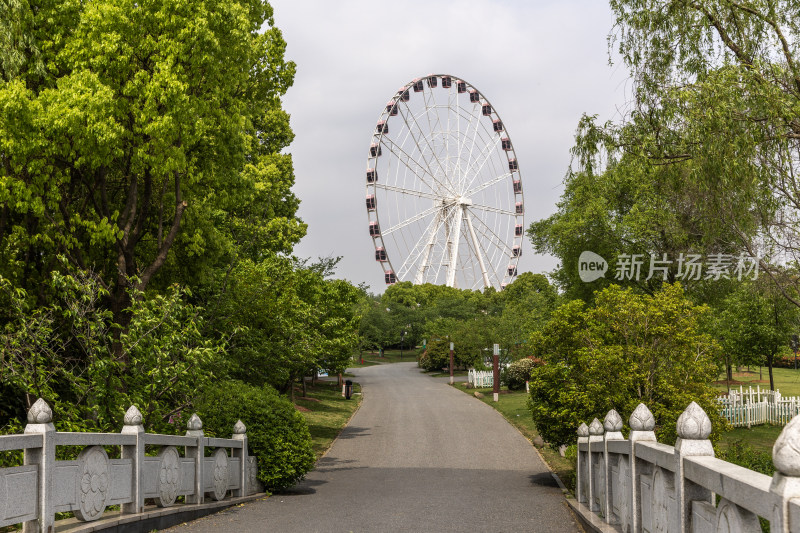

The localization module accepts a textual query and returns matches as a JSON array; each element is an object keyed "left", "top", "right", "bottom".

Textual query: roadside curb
[
  {"left": 451, "top": 382, "right": 581, "bottom": 528},
  {"left": 565, "top": 498, "right": 618, "bottom": 533},
  {"left": 317, "top": 379, "right": 365, "bottom": 461}
]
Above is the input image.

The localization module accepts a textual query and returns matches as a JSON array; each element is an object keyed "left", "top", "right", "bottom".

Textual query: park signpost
[
  {"left": 449, "top": 342, "right": 455, "bottom": 385},
  {"left": 493, "top": 343, "right": 500, "bottom": 402}
]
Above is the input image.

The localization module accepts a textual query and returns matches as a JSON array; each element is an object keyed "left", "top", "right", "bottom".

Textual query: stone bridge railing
[
  {"left": 0, "top": 398, "right": 264, "bottom": 532},
  {"left": 575, "top": 401, "right": 800, "bottom": 533}
]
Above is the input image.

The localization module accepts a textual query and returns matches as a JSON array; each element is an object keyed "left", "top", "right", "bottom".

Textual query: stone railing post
[
  {"left": 628, "top": 403, "right": 656, "bottom": 533},
  {"left": 588, "top": 418, "right": 604, "bottom": 513},
  {"left": 121, "top": 405, "right": 145, "bottom": 514},
  {"left": 771, "top": 413, "right": 800, "bottom": 532},
  {"left": 577, "top": 422, "right": 589, "bottom": 504},
  {"left": 231, "top": 420, "right": 248, "bottom": 497},
  {"left": 22, "top": 399, "right": 55, "bottom": 533},
  {"left": 603, "top": 409, "right": 624, "bottom": 524},
  {"left": 674, "top": 402, "right": 714, "bottom": 533},
  {"left": 185, "top": 413, "right": 205, "bottom": 504}
]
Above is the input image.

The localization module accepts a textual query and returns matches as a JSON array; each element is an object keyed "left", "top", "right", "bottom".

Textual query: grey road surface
[{"left": 164, "top": 362, "right": 580, "bottom": 532}]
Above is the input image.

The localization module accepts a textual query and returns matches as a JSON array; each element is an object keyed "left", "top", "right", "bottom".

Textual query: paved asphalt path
[{"left": 164, "top": 363, "right": 580, "bottom": 532}]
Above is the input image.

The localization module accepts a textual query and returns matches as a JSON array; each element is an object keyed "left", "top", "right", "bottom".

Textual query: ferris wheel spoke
[
  {"left": 465, "top": 172, "right": 513, "bottom": 197},
  {"left": 463, "top": 134, "right": 502, "bottom": 193},
  {"left": 411, "top": 210, "right": 446, "bottom": 283},
  {"left": 469, "top": 212, "right": 513, "bottom": 256},
  {"left": 461, "top": 104, "right": 486, "bottom": 193},
  {"left": 397, "top": 209, "right": 446, "bottom": 279},
  {"left": 382, "top": 204, "right": 443, "bottom": 236},
  {"left": 380, "top": 137, "right": 445, "bottom": 193},
  {"left": 396, "top": 101, "right": 452, "bottom": 192},
  {"left": 374, "top": 182, "right": 440, "bottom": 201},
  {"left": 457, "top": 103, "right": 483, "bottom": 193},
  {"left": 470, "top": 203, "right": 517, "bottom": 217},
  {"left": 423, "top": 88, "right": 441, "bottom": 160}
]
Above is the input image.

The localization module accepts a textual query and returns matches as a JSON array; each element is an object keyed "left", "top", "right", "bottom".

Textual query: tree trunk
[
  {"left": 302, "top": 375, "right": 307, "bottom": 397},
  {"left": 768, "top": 353, "right": 775, "bottom": 391}
]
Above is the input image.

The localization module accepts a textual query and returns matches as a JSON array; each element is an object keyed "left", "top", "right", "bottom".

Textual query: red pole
[
  {"left": 449, "top": 342, "right": 455, "bottom": 385},
  {"left": 493, "top": 343, "right": 500, "bottom": 402}
]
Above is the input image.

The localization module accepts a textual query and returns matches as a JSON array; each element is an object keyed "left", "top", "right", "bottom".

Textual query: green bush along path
[{"left": 163, "top": 363, "right": 579, "bottom": 532}]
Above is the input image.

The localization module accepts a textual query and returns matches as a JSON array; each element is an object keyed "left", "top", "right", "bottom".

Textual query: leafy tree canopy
[{"left": 528, "top": 283, "right": 723, "bottom": 446}]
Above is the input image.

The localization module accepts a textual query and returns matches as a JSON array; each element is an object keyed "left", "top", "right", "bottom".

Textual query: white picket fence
[
  {"left": 717, "top": 385, "right": 800, "bottom": 427},
  {"left": 468, "top": 369, "right": 494, "bottom": 388}
]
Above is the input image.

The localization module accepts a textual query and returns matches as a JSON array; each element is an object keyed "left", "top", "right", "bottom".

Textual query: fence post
[
  {"left": 674, "top": 402, "right": 714, "bottom": 533},
  {"left": 603, "top": 409, "right": 624, "bottom": 524},
  {"left": 185, "top": 413, "right": 205, "bottom": 504},
  {"left": 629, "top": 403, "right": 656, "bottom": 533},
  {"left": 771, "top": 414, "right": 800, "bottom": 532},
  {"left": 231, "top": 420, "right": 248, "bottom": 497},
  {"left": 121, "top": 405, "right": 145, "bottom": 514},
  {"left": 22, "top": 399, "right": 55, "bottom": 533},
  {"left": 576, "top": 422, "right": 589, "bottom": 505},
  {"left": 588, "top": 418, "right": 604, "bottom": 513}
]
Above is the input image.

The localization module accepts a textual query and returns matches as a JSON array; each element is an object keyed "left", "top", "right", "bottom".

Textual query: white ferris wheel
[{"left": 365, "top": 74, "right": 524, "bottom": 290}]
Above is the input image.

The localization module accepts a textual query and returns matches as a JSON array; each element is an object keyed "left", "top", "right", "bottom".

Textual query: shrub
[
  {"left": 505, "top": 357, "right": 542, "bottom": 390},
  {"left": 418, "top": 351, "right": 431, "bottom": 370},
  {"left": 196, "top": 380, "right": 315, "bottom": 491},
  {"left": 718, "top": 440, "right": 774, "bottom": 476},
  {"left": 419, "top": 340, "right": 450, "bottom": 371},
  {"left": 528, "top": 284, "right": 724, "bottom": 446}
]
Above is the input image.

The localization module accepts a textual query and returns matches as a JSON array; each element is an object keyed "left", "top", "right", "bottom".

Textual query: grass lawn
[
  {"left": 718, "top": 424, "right": 783, "bottom": 454},
  {"left": 349, "top": 348, "right": 420, "bottom": 367},
  {"left": 430, "top": 370, "right": 468, "bottom": 378},
  {"left": 294, "top": 380, "right": 363, "bottom": 460},
  {"left": 713, "top": 367, "right": 800, "bottom": 396},
  {"left": 451, "top": 384, "right": 576, "bottom": 492}
]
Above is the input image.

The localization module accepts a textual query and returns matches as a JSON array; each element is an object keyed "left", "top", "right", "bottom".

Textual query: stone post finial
[
  {"left": 186, "top": 413, "right": 204, "bottom": 438},
  {"left": 604, "top": 409, "right": 624, "bottom": 440},
  {"left": 27, "top": 398, "right": 53, "bottom": 424},
  {"left": 773, "top": 413, "right": 800, "bottom": 476},
  {"left": 628, "top": 403, "right": 656, "bottom": 443},
  {"left": 123, "top": 405, "right": 143, "bottom": 426},
  {"left": 629, "top": 403, "right": 655, "bottom": 431},
  {"left": 676, "top": 401, "right": 711, "bottom": 440},
  {"left": 589, "top": 418, "right": 604, "bottom": 436},
  {"left": 675, "top": 401, "right": 713, "bottom": 456},
  {"left": 187, "top": 413, "right": 203, "bottom": 431},
  {"left": 233, "top": 420, "right": 247, "bottom": 435},
  {"left": 577, "top": 423, "right": 589, "bottom": 438}
]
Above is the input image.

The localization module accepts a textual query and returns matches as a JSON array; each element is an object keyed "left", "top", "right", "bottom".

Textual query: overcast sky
[{"left": 270, "top": 0, "right": 631, "bottom": 293}]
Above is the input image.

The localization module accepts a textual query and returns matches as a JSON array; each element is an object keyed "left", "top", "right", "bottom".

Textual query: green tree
[
  {"left": 0, "top": 266, "right": 221, "bottom": 433},
  {"left": 572, "top": 0, "right": 800, "bottom": 306},
  {"left": 528, "top": 283, "right": 723, "bottom": 446},
  {"left": 0, "top": 0, "right": 303, "bottom": 355},
  {"left": 715, "top": 280, "right": 799, "bottom": 391},
  {"left": 216, "top": 256, "right": 360, "bottom": 400}
]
